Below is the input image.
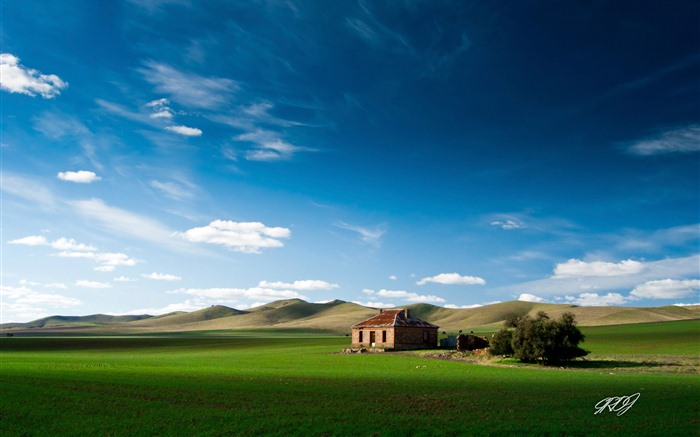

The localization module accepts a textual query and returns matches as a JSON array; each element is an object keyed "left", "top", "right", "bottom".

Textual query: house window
[
  {"left": 359, "top": 330, "right": 363, "bottom": 343},
  {"left": 423, "top": 331, "right": 428, "bottom": 341},
  {"left": 382, "top": 331, "right": 387, "bottom": 342}
]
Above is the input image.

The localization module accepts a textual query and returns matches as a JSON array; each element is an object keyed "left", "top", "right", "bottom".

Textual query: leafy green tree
[
  {"left": 493, "top": 311, "right": 588, "bottom": 365},
  {"left": 490, "top": 328, "right": 514, "bottom": 355}
]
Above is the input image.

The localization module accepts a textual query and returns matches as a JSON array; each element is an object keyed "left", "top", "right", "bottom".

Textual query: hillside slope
[{"left": 2, "top": 301, "right": 699, "bottom": 334}]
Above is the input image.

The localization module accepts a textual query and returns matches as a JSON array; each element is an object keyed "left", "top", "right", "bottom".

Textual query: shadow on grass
[
  {"left": 493, "top": 357, "right": 682, "bottom": 370},
  {"left": 566, "top": 359, "right": 679, "bottom": 370}
]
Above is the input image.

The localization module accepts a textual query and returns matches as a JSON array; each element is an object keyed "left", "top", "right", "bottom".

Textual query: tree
[
  {"left": 491, "top": 311, "right": 588, "bottom": 365},
  {"left": 490, "top": 328, "right": 513, "bottom": 355}
]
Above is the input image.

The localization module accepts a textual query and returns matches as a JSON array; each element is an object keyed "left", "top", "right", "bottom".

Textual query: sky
[{"left": 1, "top": 0, "right": 699, "bottom": 322}]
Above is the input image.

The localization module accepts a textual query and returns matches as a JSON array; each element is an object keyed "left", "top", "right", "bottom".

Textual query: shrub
[
  {"left": 490, "top": 328, "right": 514, "bottom": 355},
  {"left": 492, "top": 311, "right": 588, "bottom": 365}
]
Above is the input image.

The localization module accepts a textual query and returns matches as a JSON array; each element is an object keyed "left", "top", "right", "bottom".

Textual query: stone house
[{"left": 351, "top": 309, "right": 439, "bottom": 350}]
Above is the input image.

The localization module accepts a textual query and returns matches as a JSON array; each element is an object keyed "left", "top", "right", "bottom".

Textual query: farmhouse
[{"left": 351, "top": 309, "right": 439, "bottom": 350}]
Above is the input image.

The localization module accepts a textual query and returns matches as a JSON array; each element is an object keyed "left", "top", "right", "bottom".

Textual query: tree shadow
[{"left": 564, "top": 359, "right": 679, "bottom": 370}]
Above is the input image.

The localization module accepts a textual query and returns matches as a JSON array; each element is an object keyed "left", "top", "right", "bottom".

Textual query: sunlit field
[{"left": 1, "top": 322, "right": 698, "bottom": 436}]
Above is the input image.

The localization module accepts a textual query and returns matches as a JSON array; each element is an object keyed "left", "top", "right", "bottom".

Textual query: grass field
[{"left": 1, "top": 322, "right": 698, "bottom": 436}]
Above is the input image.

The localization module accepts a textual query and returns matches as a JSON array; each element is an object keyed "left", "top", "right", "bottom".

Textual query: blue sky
[{"left": 1, "top": 0, "right": 699, "bottom": 322}]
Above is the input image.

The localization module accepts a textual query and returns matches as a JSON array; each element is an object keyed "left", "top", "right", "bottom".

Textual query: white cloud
[
  {"left": 139, "top": 61, "right": 238, "bottom": 110},
  {"left": 630, "top": 279, "right": 700, "bottom": 300},
  {"left": 564, "top": 293, "right": 628, "bottom": 306},
  {"left": 165, "top": 125, "right": 202, "bottom": 136},
  {"left": 351, "top": 300, "right": 395, "bottom": 308},
  {"left": 114, "top": 276, "right": 136, "bottom": 282},
  {"left": 335, "top": 221, "right": 385, "bottom": 246},
  {"left": 174, "top": 287, "right": 307, "bottom": 301},
  {"left": 628, "top": 125, "right": 700, "bottom": 155},
  {"left": 444, "top": 303, "right": 483, "bottom": 309},
  {"left": 1, "top": 284, "right": 81, "bottom": 322},
  {"left": 389, "top": 275, "right": 397, "bottom": 281},
  {"left": 56, "top": 251, "right": 137, "bottom": 270},
  {"left": 9, "top": 235, "right": 48, "bottom": 246},
  {"left": 500, "top": 255, "right": 700, "bottom": 297},
  {"left": 417, "top": 273, "right": 486, "bottom": 286},
  {"left": 554, "top": 259, "right": 645, "bottom": 278},
  {"left": 0, "top": 53, "right": 67, "bottom": 98},
  {"left": 181, "top": 220, "right": 291, "bottom": 254},
  {"left": 57, "top": 170, "right": 101, "bottom": 183},
  {"left": 50, "top": 237, "right": 96, "bottom": 251},
  {"left": 374, "top": 289, "right": 445, "bottom": 303},
  {"left": 116, "top": 300, "right": 204, "bottom": 316},
  {"left": 146, "top": 98, "right": 174, "bottom": 119},
  {"left": 75, "top": 280, "right": 112, "bottom": 289},
  {"left": 10, "top": 236, "right": 98, "bottom": 252},
  {"left": 142, "top": 272, "right": 182, "bottom": 281},
  {"left": 258, "top": 280, "right": 339, "bottom": 291},
  {"left": 518, "top": 293, "right": 547, "bottom": 303}
]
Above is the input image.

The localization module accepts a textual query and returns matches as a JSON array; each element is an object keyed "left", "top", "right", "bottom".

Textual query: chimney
[
  {"left": 404, "top": 308, "right": 410, "bottom": 319},
  {"left": 379, "top": 309, "right": 383, "bottom": 314}
]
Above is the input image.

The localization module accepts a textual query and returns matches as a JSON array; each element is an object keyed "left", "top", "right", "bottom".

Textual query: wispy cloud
[
  {"left": 149, "top": 178, "right": 197, "bottom": 201},
  {"left": 553, "top": 259, "right": 645, "bottom": 278},
  {"left": 142, "top": 272, "right": 182, "bottom": 281},
  {"left": 0, "top": 53, "right": 67, "bottom": 98},
  {"left": 69, "top": 198, "right": 185, "bottom": 250},
  {"left": 335, "top": 221, "right": 386, "bottom": 246},
  {"left": 139, "top": 61, "right": 238, "bottom": 110},
  {"left": 627, "top": 125, "right": 700, "bottom": 155},
  {"left": 75, "top": 280, "right": 112, "bottom": 289},
  {"left": 2, "top": 172, "right": 57, "bottom": 210},
  {"left": 33, "top": 111, "right": 103, "bottom": 170},
  {"left": 236, "top": 129, "right": 310, "bottom": 161}
]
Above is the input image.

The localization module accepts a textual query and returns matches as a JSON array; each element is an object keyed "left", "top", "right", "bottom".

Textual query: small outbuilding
[{"left": 351, "top": 309, "right": 439, "bottom": 350}]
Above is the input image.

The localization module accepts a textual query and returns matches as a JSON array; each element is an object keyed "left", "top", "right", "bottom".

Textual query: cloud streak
[{"left": 627, "top": 125, "right": 700, "bottom": 155}]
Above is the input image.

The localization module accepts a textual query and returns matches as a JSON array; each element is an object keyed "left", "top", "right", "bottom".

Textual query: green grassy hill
[{"left": 2, "top": 300, "right": 699, "bottom": 334}]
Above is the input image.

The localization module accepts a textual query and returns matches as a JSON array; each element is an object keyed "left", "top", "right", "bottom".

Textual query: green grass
[{"left": 1, "top": 323, "right": 698, "bottom": 436}]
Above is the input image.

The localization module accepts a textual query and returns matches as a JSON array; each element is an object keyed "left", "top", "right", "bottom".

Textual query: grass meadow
[{"left": 1, "top": 321, "right": 698, "bottom": 436}]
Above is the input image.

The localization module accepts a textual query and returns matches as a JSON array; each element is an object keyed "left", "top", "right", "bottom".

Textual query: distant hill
[
  {"left": 2, "top": 300, "right": 699, "bottom": 334},
  {"left": 6, "top": 314, "right": 152, "bottom": 329}
]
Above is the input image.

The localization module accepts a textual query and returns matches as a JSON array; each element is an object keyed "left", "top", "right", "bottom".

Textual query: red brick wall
[
  {"left": 351, "top": 327, "right": 437, "bottom": 350},
  {"left": 351, "top": 328, "right": 395, "bottom": 348}
]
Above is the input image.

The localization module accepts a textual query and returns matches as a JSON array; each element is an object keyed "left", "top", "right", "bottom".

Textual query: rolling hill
[{"left": 2, "top": 300, "right": 699, "bottom": 334}]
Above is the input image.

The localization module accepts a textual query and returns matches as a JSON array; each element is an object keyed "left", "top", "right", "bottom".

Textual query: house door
[{"left": 370, "top": 331, "right": 376, "bottom": 346}]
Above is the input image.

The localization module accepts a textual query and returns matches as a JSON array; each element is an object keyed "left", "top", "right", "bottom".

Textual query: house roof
[{"left": 352, "top": 309, "right": 439, "bottom": 329}]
